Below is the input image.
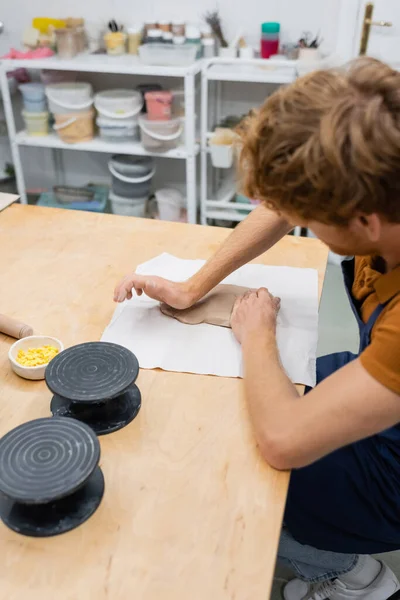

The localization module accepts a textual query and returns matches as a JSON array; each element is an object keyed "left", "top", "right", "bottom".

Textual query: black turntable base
[
  {"left": 46, "top": 342, "right": 141, "bottom": 435},
  {"left": 0, "top": 417, "right": 104, "bottom": 537}
]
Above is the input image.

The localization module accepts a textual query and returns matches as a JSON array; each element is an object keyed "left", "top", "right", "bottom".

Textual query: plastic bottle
[
  {"left": 202, "top": 37, "right": 216, "bottom": 59},
  {"left": 163, "top": 32, "right": 173, "bottom": 44},
  {"left": 185, "top": 25, "right": 202, "bottom": 59},
  {"left": 261, "top": 22, "right": 280, "bottom": 59}
]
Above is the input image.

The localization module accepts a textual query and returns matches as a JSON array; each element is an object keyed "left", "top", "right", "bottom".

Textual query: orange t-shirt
[{"left": 352, "top": 256, "right": 400, "bottom": 394}]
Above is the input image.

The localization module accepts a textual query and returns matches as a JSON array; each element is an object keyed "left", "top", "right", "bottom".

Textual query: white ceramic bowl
[{"left": 8, "top": 336, "right": 64, "bottom": 380}]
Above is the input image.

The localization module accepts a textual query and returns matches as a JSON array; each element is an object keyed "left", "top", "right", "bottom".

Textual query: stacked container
[
  {"left": 138, "top": 89, "right": 183, "bottom": 152},
  {"left": 19, "top": 83, "right": 49, "bottom": 136},
  {"left": 46, "top": 82, "right": 94, "bottom": 143},
  {"left": 94, "top": 89, "right": 143, "bottom": 142},
  {"left": 108, "top": 155, "right": 155, "bottom": 217}
]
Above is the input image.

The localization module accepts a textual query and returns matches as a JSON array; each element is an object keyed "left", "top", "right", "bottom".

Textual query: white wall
[
  {"left": 0, "top": 0, "right": 343, "bottom": 193},
  {"left": 1, "top": 0, "right": 341, "bottom": 55}
]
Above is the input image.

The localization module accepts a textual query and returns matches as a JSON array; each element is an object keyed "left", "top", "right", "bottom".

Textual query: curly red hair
[{"left": 238, "top": 57, "right": 400, "bottom": 225}]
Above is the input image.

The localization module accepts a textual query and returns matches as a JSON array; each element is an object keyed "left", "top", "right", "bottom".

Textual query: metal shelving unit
[
  {"left": 0, "top": 54, "right": 202, "bottom": 224},
  {"left": 201, "top": 57, "right": 299, "bottom": 227}
]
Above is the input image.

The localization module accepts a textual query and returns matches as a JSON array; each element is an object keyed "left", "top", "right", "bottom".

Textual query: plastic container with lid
[
  {"left": 94, "top": 89, "right": 143, "bottom": 119},
  {"left": 172, "top": 21, "right": 185, "bottom": 37},
  {"left": 163, "top": 32, "right": 173, "bottom": 44},
  {"left": 97, "top": 116, "right": 139, "bottom": 141},
  {"left": 261, "top": 22, "right": 280, "bottom": 58},
  {"left": 53, "top": 109, "right": 94, "bottom": 143},
  {"left": 139, "top": 115, "right": 183, "bottom": 152},
  {"left": 159, "top": 21, "right": 171, "bottom": 33},
  {"left": 145, "top": 91, "right": 173, "bottom": 121},
  {"left": 202, "top": 37, "right": 216, "bottom": 59},
  {"left": 136, "top": 84, "right": 163, "bottom": 112},
  {"left": 145, "top": 29, "right": 163, "bottom": 44},
  {"left": 155, "top": 188, "right": 183, "bottom": 221},
  {"left": 19, "top": 83, "right": 47, "bottom": 113},
  {"left": 109, "top": 192, "right": 148, "bottom": 218},
  {"left": 22, "top": 111, "right": 49, "bottom": 136},
  {"left": 144, "top": 22, "right": 157, "bottom": 34},
  {"left": 46, "top": 82, "right": 93, "bottom": 115},
  {"left": 127, "top": 26, "right": 142, "bottom": 54},
  {"left": 139, "top": 44, "right": 197, "bottom": 66},
  {"left": 108, "top": 155, "right": 155, "bottom": 198},
  {"left": 55, "top": 28, "right": 80, "bottom": 59}
]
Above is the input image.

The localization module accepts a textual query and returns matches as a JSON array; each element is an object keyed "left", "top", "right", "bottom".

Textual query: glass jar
[
  {"left": 172, "top": 21, "right": 185, "bottom": 37},
  {"left": 159, "top": 21, "right": 171, "bottom": 33},
  {"left": 104, "top": 31, "right": 127, "bottom": 55},
  {"left": 163, "top": 32, "right": 173, "bottom": 44},
  {"left": 146, "top": 28, "right": 163, "bottom": 44},
  {"left": 127, "top": 26, "right": 142, "bottom": 54},
  {"left": 261, "top": 22, "right": 280, "bottom": 59},
  {"left": 55, "top": 28, "right": 81, "bottom": 59}
]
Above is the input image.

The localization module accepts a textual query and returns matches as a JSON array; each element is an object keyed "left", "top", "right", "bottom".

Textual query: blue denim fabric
[{"left": 278, "top": 528, "right": 359, "bottom": 583}]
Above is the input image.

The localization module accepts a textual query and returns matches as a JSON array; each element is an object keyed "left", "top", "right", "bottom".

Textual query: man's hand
[
  {"left": 113, "top": 273, "right": 197, "bottom": 309},
  {"left": 231, "top": 288, "right": 281, "bottom": 345}
]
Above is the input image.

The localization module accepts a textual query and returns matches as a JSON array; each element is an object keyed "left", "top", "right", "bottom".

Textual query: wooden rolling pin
[{"left": 0, "top": 315, "right": 33, "bottom": 339}]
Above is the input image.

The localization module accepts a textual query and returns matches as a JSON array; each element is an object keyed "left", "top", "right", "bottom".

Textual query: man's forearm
[
  {"left": 242, "top": 331, "right": 299, "bottom": 468},
  {"left": 188, "top": 206, "right": 292, "bottom": 300}
]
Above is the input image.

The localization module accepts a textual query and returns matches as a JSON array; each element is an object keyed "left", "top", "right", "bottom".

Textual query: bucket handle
[
  {"left": 53, "top": 117, "right": 77, "bottom": 131},
  {"left": 95, "top": 101, "right": 143, "bottom": 120},
  {"left": 139, "top": 119, "right": 183, "bottom": 141},
  {"left": 108, "top": 162, "right": 156, "bottom": 183},
  {"left": 46, "top": 90, "right": 94, "bottom": 111}
]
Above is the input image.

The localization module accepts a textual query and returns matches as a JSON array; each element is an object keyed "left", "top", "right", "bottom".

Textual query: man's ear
[{"left": 350, "top": 213, "right": 382, "bottom": 243}]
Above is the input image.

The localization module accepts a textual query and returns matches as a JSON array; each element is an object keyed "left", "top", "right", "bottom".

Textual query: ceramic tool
[
  {"left": 46, "top": 342, "right": 141, "bottom": 435},
  {"left": 0, "top": 417, "right": 104, "bottom": 537}
]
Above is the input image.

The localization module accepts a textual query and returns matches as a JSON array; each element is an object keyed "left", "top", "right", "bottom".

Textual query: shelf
[
  {"left": 205, "top": 61, "right": 296, "bottom": 84},
  {"left": 205, "top": 209, "right": 248, "bottom": 223},
  {"left": 2, "top": 54, "right": 203, "bottom": 77},
  {"left": 16, "top": 131, "right": 199, "bottom": 159}
]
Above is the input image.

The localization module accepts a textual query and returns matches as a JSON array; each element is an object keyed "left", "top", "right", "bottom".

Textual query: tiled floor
[{"left": 269, "top": 263, "right": 400, "bottom": 599}]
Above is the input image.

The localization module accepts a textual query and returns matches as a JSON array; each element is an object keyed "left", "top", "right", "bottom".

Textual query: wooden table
[{"left": 0, "top": 206, "right": 328, "bottom": 600}]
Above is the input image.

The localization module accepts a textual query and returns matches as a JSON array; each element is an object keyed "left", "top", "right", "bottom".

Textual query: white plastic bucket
[
  {"left": 46, "top": 82, "right": 93, "bottom": 114},
  {"left": 22, "top": 111, "right": 49, "bottom": 136},
  {"left": 155, "top": 188, "right": 183, "bottom": 221},
  {"left": 138, "top": 115, "right": 183, "bottom": 152},
  {"left": 108, "top": 155, "right": 155, "bottom": 198},
  {"left": 109, "top": 192, "right": 148, "bottom": 217},
  {"left": 94, "top": 89, "right": 143, "bottom": 119},
  {"left": 97, "top": 116, "right": 139, "bottom": 141},
  {"left": 53, "top": 109, "right": 94, "bottom": 143}
]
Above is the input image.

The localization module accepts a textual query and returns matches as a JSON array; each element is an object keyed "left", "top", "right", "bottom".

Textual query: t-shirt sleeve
[{"left": 360, "top": 301, "right": 400, "bottom": 395}]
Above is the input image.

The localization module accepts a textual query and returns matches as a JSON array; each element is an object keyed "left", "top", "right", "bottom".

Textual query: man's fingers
[{"left": 256, "top": 287, "right": 270, "bottom": 298}]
